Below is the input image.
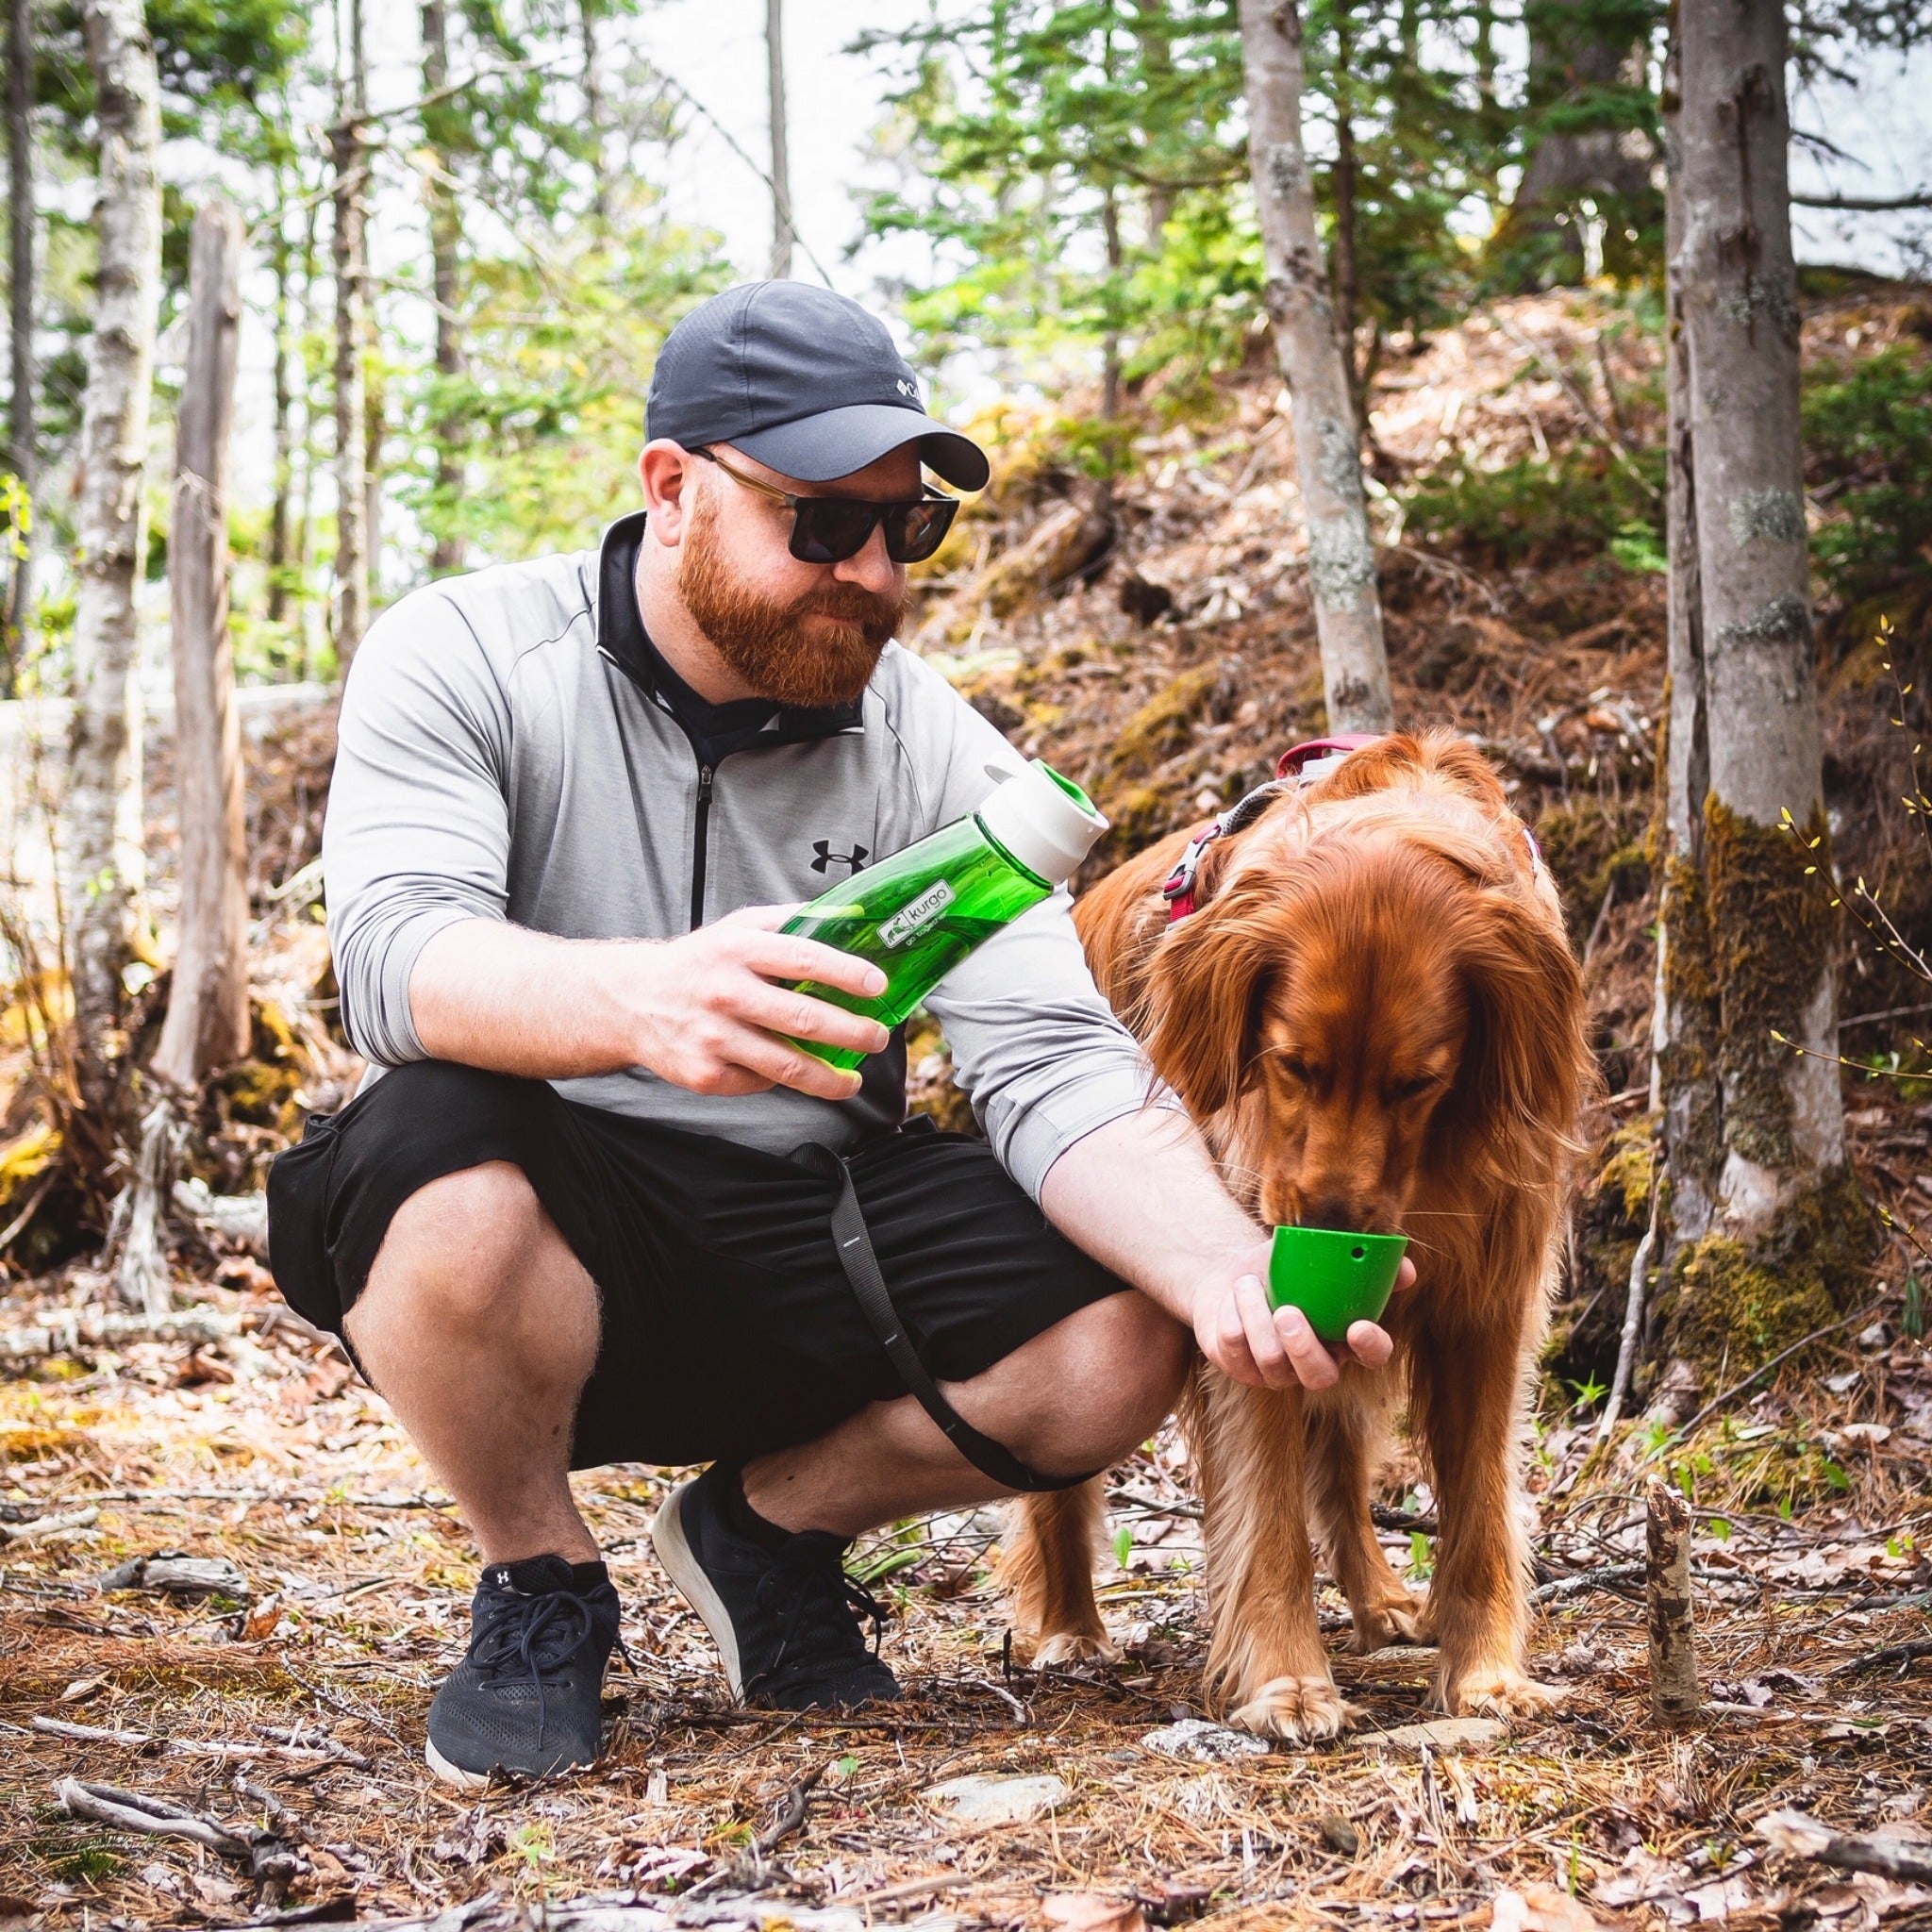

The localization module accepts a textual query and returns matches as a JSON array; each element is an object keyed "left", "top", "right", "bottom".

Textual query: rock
[
  {"left": 1365, "top": 1717, "right": 1507, "bottom": 1755},
  {"left": 1139, "top": 1718, "right": 1272, "bottom": 1763},
  {"left": 923, "top": 1772, "right": 1069, "bottom": 1824}
]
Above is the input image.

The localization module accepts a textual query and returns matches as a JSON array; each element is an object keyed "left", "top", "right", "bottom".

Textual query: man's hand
[
  {"left": 1192, "top": 1243, "right": 1420, "bottom": 1391},
  {"left": 625, "top": 904, "right": 890, "bottom": 1101}
]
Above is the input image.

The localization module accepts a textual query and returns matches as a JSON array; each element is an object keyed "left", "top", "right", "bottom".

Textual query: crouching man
[{"left": 267, "top": 281, "right": 1407, "bottom": 1788}]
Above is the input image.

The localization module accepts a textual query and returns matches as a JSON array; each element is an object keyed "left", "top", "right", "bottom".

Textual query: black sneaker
[
  {"left": 651, "top": 1464, "right": 899, "bottom": 1710},
  {"left": 425, "top": 1555, "right": 621, "bottom": 1788}
]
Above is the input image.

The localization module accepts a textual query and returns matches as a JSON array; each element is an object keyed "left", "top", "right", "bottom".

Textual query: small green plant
[
  {"left": 1888, "top": 1529, "right": 1917, "bottom": 1560},
  {"left": 1112, "top": 1525, "right": 1134, "bottom": 1571},
  {"left": 835, "top": 1753, "right": 860, "bottom": 1778},
  {"left": 508, "top": 1822, "right": 553, "bottom": 1874},
  {"left": 1568, "top": 1373, "right": 1608, "bottom": 1412},
  {"left": 1906, "top": 1275, "right": 1924, "bottom": 1341},
  {"left": 1707, "top": 1516, "right": 1732, "bottom": 1543},
  {"left": 1407, "top": 1530, "right": 1435, "bottom": 1581}
]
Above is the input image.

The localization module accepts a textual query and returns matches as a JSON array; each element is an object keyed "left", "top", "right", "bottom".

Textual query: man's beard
[{"left": 677, "top": 490, "right": 903, "bottom": 709}]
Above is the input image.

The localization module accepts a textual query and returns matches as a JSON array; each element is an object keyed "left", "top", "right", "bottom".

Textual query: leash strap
[{"left": 791, "top": 1141, "right": 1100, "bottom": 1494}]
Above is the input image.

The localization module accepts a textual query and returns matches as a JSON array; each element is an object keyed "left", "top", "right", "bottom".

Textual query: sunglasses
[{"left": 693, "top": 446, "right": 960, "bottom": 565}]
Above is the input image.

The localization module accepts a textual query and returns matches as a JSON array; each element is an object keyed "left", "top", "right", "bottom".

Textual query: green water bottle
[{"left": 782, "top": 759, "right": 1110, "bottom": 1070}]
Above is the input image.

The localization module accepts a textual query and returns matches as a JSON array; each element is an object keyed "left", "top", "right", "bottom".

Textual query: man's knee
[
  {"left": 352, "top": 1160, "right": 558, "bottom": 1337},
  {"left": 1001, "top": 1291, "right": 1190, "bottom": 1475}
]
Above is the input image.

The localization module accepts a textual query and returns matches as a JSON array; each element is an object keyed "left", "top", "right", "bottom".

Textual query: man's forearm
[
  {"left": 409, "top": 919, "right": 644, "bottom": 1078},
  {"left": 1039, "top": 1108, "right": 1263, "bottom": 1327}
]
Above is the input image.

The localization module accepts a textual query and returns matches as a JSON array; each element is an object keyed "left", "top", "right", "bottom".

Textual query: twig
[
  {"left": 844, "top": 1873, "right": 974, "bottom": 1907},
  {"left": 754, "top": 1762, "right": 825, "bottom": 1855},
  {"left": 0, "top": 1167, "right": 58, "bottom": 1254},
  {"left": 1757, "top": 1810, "right": 1932, "bottom": 1883},
  {"left": 1490, "top": 312, "right": 1661, "bottom": 503},
  {"left": 1828, "top": 1639, "right": 1932, "bottom": 1677},
  {"left": 1581, "top": 875, "right": 1619, "bottom": 970},
  {"left": 275, "top": 1659, "right": 407, "bottom": 1749},
  {"left": 1646, "top": 1477, "right": 1698, "bottom": 1725},
  {"left": 1598, "top": 1174, "right": 1658, "bottom": 1444}
]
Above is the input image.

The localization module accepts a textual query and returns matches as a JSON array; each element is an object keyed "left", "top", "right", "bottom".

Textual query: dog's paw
[
  {"left": 1350, "top": 1596, "right": 1426, "bottom": 1654},
  {"left": 1031, "top": 1630, "right": 1120, "bottom": 1668},
  {"left": 1227, "top": 1674, "right": 1363, "bottom": 1743},
  {"left": 1440, "top": 1665, "right": 1565, "bottom": 1719}
]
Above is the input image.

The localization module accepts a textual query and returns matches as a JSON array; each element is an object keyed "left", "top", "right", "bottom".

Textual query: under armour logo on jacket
[{"left": 810, "top": 841, "right": 870, "bottom": 874}]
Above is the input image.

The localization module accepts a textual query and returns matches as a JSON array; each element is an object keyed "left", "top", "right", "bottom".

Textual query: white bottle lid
[{"left": 974, "top": 759, "right": 1110, "bottom": 887}]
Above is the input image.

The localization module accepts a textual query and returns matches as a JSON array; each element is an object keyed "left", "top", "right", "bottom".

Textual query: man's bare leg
[
  {"left": 345, "top": 1160, "right": 601, "bottom": 1566},
  {"left": 741, "top": 1291, "right": 1189, "bottom": 1536}
]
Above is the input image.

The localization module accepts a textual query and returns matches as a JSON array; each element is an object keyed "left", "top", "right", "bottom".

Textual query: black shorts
[{"left": 265, "top": 1060, "right": 1127, "bottom": 1470}]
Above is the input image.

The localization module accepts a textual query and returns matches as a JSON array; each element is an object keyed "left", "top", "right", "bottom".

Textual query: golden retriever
[{"left": 1004, "top": 731, "right": 1594, "bottom": 1738}]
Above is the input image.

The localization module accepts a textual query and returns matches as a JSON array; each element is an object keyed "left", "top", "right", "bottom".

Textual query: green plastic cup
[{"left": 1267, "top": 1226, "right": 1409, "bottom": 1343}]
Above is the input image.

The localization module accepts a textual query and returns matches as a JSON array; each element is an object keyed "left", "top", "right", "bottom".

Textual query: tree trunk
[
  {"left": 1657, "top": 0, "right": 1857, "bottom": 1380},
  {"left": 422, "top": 0, "right": 464, "bottom": 576},
  {"left": 155, "top": 198, "right": 249, "bottom": 1089},
  {"left": 1510, "top": 0, "right": 1655, "bottom": 276},
  {"left": 766, "top": 0, "right": 793, "bottom": 279},
  {"left": 1137, "top": 0, "right": 1177, "bottom": 240},
  {"left": 66, "top": 0, "right": 161, "bottom": 1130},
  {"left": 6, "top": 0, "right": 35, "bottom": 685},
  {"left": 330, "top": 0, "right": 368, "bottom": 670},
  {"left": 1331, "top": 0, "right": 1361, "bottom": 416},
  {"left": 364, "top": 353, "right": 382, "bottom": 603},
  {"left": 266, "top": 193, "right": 293, "bottom": 627},
  {"left": 294, "top": 191, "right": 322, "bottom": 677},
  {"left": 1652, "top": 26, "right": 1720, "bottom": 1265},
  {"left": 1238, "top": 0, "right": 1391, "bottom": 734},
  {"left": 579, "top": 0, "right": 607, "bottom": 222}
]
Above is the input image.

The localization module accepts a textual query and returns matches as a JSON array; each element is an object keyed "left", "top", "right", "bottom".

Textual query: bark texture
[
  {"left": 1650, "top": 0, "right": 1859, "bottom": 1383},
  {"left": 155, "top": 199, "right": 250, "bottom": 1089},
  {"left": 331, "top": 0, "right": 369, "bottom": 668},
  {"left": 1238, "top": 0, "right": 1391, "bottom": 734},
  {"left": 6, "top": 0, "right": 36, "bottom": 673},
  {"left": 766, "top": 0, "right": 793, "bottom": 279},
  {"left": 1645, "top": 1475, "right": 1698, "bottom": 1724},
  {"left": 423, "top": 0, "right": 464, "bottom": 575},
  {"left": 66, "top": 0, "right": 161, "bottom": 1124}
]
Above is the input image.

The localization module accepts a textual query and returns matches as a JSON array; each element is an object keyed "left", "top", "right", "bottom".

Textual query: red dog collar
[{"left": 1161, "top": 735, "right": 1386, "bottom": 923}]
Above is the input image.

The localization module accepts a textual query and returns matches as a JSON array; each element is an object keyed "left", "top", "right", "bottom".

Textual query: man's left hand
[{"left": 1191, "top": 1245, "right": 1418, "bottom": 1392}]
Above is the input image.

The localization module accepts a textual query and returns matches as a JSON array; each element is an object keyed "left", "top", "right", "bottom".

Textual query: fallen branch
[
  {"left": 1657, "top": 1300, "right": 1886, "bottom": 1448},
  {"left": 57, "top": 1776, "right": 251, "bottom": 1857},
  {"left": 0, "top": 1306, "right": 241, "bottom": 1363},
  {"left": 1598, "top": 1170, "right": 1658, "bottom": 1444},
  {"left": 31, "top": 1714, "right": 370, "bottom": 1767},
  {"left": 1757, "top": 1809, "right": 1932, "bottom": 1884},
  {"left": 173, "top": 1177, "right": 270, "bottom": 1255},
  {"left": 754, "top": 1762, "right": 826, "bottom": 1856},
  {"left": 1829, "top": 1639, "right": 1932, "bottom": 1678},
  {"left": 0, "top": 1506, "right": 99, "bottom": 1543}
]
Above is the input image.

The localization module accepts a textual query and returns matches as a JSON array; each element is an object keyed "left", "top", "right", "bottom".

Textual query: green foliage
[
  {"left": 1402, "top": 443, "right": 1666, "bottom": 569},
  {"left": 1803, "top": 341, "right": 1932, "bottom": 634},
  {"left": 399, "top": 201, "right": 730, "bottom": 565}
]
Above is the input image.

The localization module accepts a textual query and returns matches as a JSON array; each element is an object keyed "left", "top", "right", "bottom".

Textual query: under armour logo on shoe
[{"left": 810, "top": 841, "right": 870, "bottom": 874}]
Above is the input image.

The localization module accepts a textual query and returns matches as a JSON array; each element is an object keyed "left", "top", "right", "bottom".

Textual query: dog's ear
[
  {"left": 1448, "top": 889, "right": 1594, "bottom": 1155},
  {"left": 1141, "top": 872, "right": 1290, "bottom": 1119}
]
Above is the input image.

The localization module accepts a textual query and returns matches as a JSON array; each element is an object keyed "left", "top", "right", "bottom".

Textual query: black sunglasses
[{"left": 693, "top": 446, "right": 960, "bottom": 565}]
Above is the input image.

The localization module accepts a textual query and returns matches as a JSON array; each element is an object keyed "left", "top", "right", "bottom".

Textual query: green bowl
[{"left": 1268, "top": 1226, "right": 1409, "bottom": 1342}]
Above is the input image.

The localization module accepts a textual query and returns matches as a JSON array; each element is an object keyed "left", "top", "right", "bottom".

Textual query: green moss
[
  {"left": 1531, "top": 794, "right": 1651, "bottom": 943},
  {"left": 1597, "top": 1116, "right": 1656, "bottom": 1221},
  {"left": 1703, "top": 799, "right": 1838, "bottom": 1168},
  {"left": 1657, "top": 1167, "right": 1871, "bottom": 1374},
  {"left": 1105, "top": 664, "right": 1222, "bottom": 781}
]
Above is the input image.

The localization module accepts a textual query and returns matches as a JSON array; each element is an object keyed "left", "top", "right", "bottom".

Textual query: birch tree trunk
[
  {"left": 1238, "top": 0, "right": 1392, "bottom": 734},
  {"left": 66, "top": 0, "right": 161, "bottom": 1127},
  {"left": 154, "top": 198, "right": 249, "bottom": 1089},
  {"left": 1652, "top": 25, "right": 1721, "bottom": 1264},
  {"left": 766, "top": 0, "right": 793, "bottom": 280},
  {"left": 1657, "top": 0, "right": 1857, "bottom": 1378},
  {"left": 423, "top": 0, "right": 465, "bottom": 575},
  {"left": 6, "top": 0, "right": 35, "bottom": 681},
  {"left": 330, "top": 0, "right": 369, "bottom": 669}
]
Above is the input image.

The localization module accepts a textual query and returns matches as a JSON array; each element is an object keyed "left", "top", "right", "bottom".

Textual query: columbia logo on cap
[{"left": 896, "top": 378, "right": 918, "bottom": 399}]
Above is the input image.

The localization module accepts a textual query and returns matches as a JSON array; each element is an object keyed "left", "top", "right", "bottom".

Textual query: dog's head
[{"left": 1138, "top": 798, "right": 1589, "bottom": 1236}]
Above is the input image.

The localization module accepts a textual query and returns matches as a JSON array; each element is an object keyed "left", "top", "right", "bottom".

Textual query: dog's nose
[{"left": 1302, "top": 1197, "right": 1364, "bottom": 1233}]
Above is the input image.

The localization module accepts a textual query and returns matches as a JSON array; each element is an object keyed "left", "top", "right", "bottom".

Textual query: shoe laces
[
  {"left": 744, "top": 1540, "right": 887, "bottom": 1696},
  {"left": 470, "top": 1583, "right": 615, "bottom": 1747}
]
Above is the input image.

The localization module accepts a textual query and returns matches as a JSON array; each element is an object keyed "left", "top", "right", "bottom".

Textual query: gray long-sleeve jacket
[{"left": 323, "top": 513, "right": 1154, "bottom": 1199}]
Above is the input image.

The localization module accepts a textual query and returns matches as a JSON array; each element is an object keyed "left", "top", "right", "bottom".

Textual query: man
[{"left": 268, "top": 281, "right": 1411, "bottom": 1790}]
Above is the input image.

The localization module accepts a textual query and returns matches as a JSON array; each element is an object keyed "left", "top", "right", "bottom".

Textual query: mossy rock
[{"left": 217, "top": 997, "right": 307, "bottom": 1129}]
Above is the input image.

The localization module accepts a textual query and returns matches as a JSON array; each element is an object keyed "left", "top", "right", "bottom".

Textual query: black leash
[{"left": 790, "top": 1141, "right": 1097, "bottom": 1494}]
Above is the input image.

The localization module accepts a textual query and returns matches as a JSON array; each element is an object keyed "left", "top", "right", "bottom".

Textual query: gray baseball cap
[{"left": 645, "top": 281, "right": 990, "bottom": 492}]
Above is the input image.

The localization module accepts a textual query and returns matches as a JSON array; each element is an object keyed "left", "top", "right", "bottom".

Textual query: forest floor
[{"left": 3, "top": 285, "right": 1932, "bottom": 1931}]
